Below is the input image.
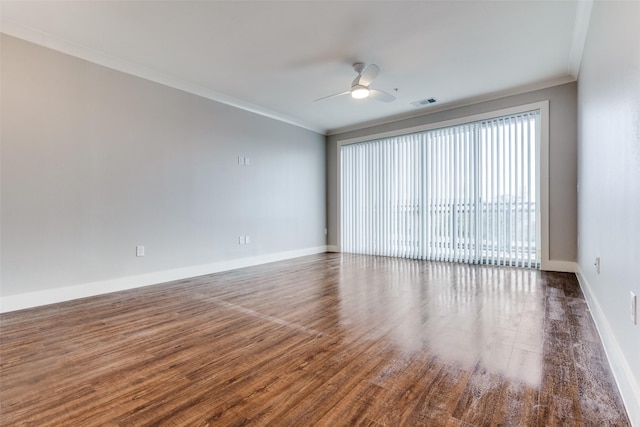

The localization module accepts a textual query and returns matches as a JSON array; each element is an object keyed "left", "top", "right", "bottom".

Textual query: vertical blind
[{"left": 341, "top": 110, "right": 540, "bottom": 268}]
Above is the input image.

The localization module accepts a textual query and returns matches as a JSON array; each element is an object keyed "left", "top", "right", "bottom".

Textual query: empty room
[{"left": 1, "top": 1, "right": 638, "bottom": 425}]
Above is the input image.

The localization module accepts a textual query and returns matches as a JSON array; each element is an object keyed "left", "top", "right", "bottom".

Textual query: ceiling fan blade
[
  {"left": 359, "top": 64, "right": 380, "bottom": 86},
  {"left": 313, "top": 91, "right": 350, "bottom": 102},
  {"left": 369, "top": 88, "right": 396, "bottom": 102}
]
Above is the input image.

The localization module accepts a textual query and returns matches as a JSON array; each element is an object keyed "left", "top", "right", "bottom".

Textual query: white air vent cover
[{"left": 410, "top": 98, "right": 437, "bottom": 108}]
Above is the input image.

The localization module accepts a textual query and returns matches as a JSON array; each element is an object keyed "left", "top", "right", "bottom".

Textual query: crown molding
[
  {"left": 568, "top": 0, "right": 594, "bottom": 79},
  {"left": 327, "top": 75, "right": 575, "bottom": 136},
  {"left": 0, "top": 23, "right": 325, "bottom": 135}
]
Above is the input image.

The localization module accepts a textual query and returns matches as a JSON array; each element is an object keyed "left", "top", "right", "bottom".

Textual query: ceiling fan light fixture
[
  {"left": 314, "top": 64, "right": 395, "bottom": 103},
  {"left": 351, "top": 85, "right": 370, "bottom": 99}
]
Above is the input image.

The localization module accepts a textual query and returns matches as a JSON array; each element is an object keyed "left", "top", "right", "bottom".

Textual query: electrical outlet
[
  {"left": 595, "top": 257, "right": 601, "bottom": 274},
  {"left": 136, "top": 245, "right": 145, "bottom": 257},
  {"left": 238, "top": 236, "right": 245, "bottom": 245},
  {"left": 631, "top": 292, "right": 637, "bottom": 325},
  {"left": 245, "top": 157, "right": 250, "bottom": 166}
]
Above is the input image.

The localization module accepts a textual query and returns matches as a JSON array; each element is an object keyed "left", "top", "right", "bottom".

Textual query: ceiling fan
[{"left": 314, "top": 63, "right": 396, "bottom": 103}]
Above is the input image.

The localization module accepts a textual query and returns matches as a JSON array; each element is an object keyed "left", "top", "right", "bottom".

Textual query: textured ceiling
[{"left": 1, "top": 1, "right": 589, "bottom": 134}]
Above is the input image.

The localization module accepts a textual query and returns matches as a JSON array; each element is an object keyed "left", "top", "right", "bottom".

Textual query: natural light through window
[{"left": 340, "top": 110, "right": 540, "bottom": 268}]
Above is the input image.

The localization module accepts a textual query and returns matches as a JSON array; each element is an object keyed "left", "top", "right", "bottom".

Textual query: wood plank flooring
[{"left": 0, "top": 253, "right": 630, "bottom": 426}]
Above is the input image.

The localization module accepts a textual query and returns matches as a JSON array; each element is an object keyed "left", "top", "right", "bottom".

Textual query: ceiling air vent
[{"left": 410, "top": 97, "right": 437, "bottom": 108}]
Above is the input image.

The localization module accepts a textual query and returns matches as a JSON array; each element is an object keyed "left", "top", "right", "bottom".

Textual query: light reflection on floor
[{"left": 336, "top": 253, "right": 543, "bottom": 387}]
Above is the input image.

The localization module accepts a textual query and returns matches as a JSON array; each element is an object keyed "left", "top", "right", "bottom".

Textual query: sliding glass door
[{"left": 340, "top": 110, "right": 540, "bottom": 268}]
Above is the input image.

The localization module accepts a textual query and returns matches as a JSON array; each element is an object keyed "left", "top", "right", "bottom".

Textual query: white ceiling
[{"left": 0, "top": 1, "right": 590, "bottom": 135}]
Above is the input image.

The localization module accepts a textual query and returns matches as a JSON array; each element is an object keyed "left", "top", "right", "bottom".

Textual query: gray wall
[
  {"left": 1, "top": 35, "right": 326, "bottom": 297},
  {"left": 577, "top": 1, "right": 640, "bottom": 421},
  {"left": 327, "top": 82, "right": 578, "bottom": 264}
]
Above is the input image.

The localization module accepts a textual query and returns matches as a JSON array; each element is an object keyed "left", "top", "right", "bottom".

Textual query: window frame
[{"left": 336, "top": 100, "right": 552, "bottom": 270}]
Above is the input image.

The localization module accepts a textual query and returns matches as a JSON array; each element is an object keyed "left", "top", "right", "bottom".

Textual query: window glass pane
[{"left": 340, "top": 111, "right": 540, "bottom": 268}]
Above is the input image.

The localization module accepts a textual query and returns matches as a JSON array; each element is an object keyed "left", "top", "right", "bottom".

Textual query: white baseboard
[
  {"left": 326, "top": 245, "right": 339, "bottom": 253},
  {"left": 0, "top": 246, "right": 329, "bottom": 314},
  {"left": 541, "top": 260, "right": 577, "bottom": 272},
  {"left": 576, "top": 265, "right": 640, "bottom": 426}
]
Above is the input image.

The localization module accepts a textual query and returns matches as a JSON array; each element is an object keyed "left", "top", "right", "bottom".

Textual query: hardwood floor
[{"left": 0, "top": 253, "right": 630, "bottom": 426}]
